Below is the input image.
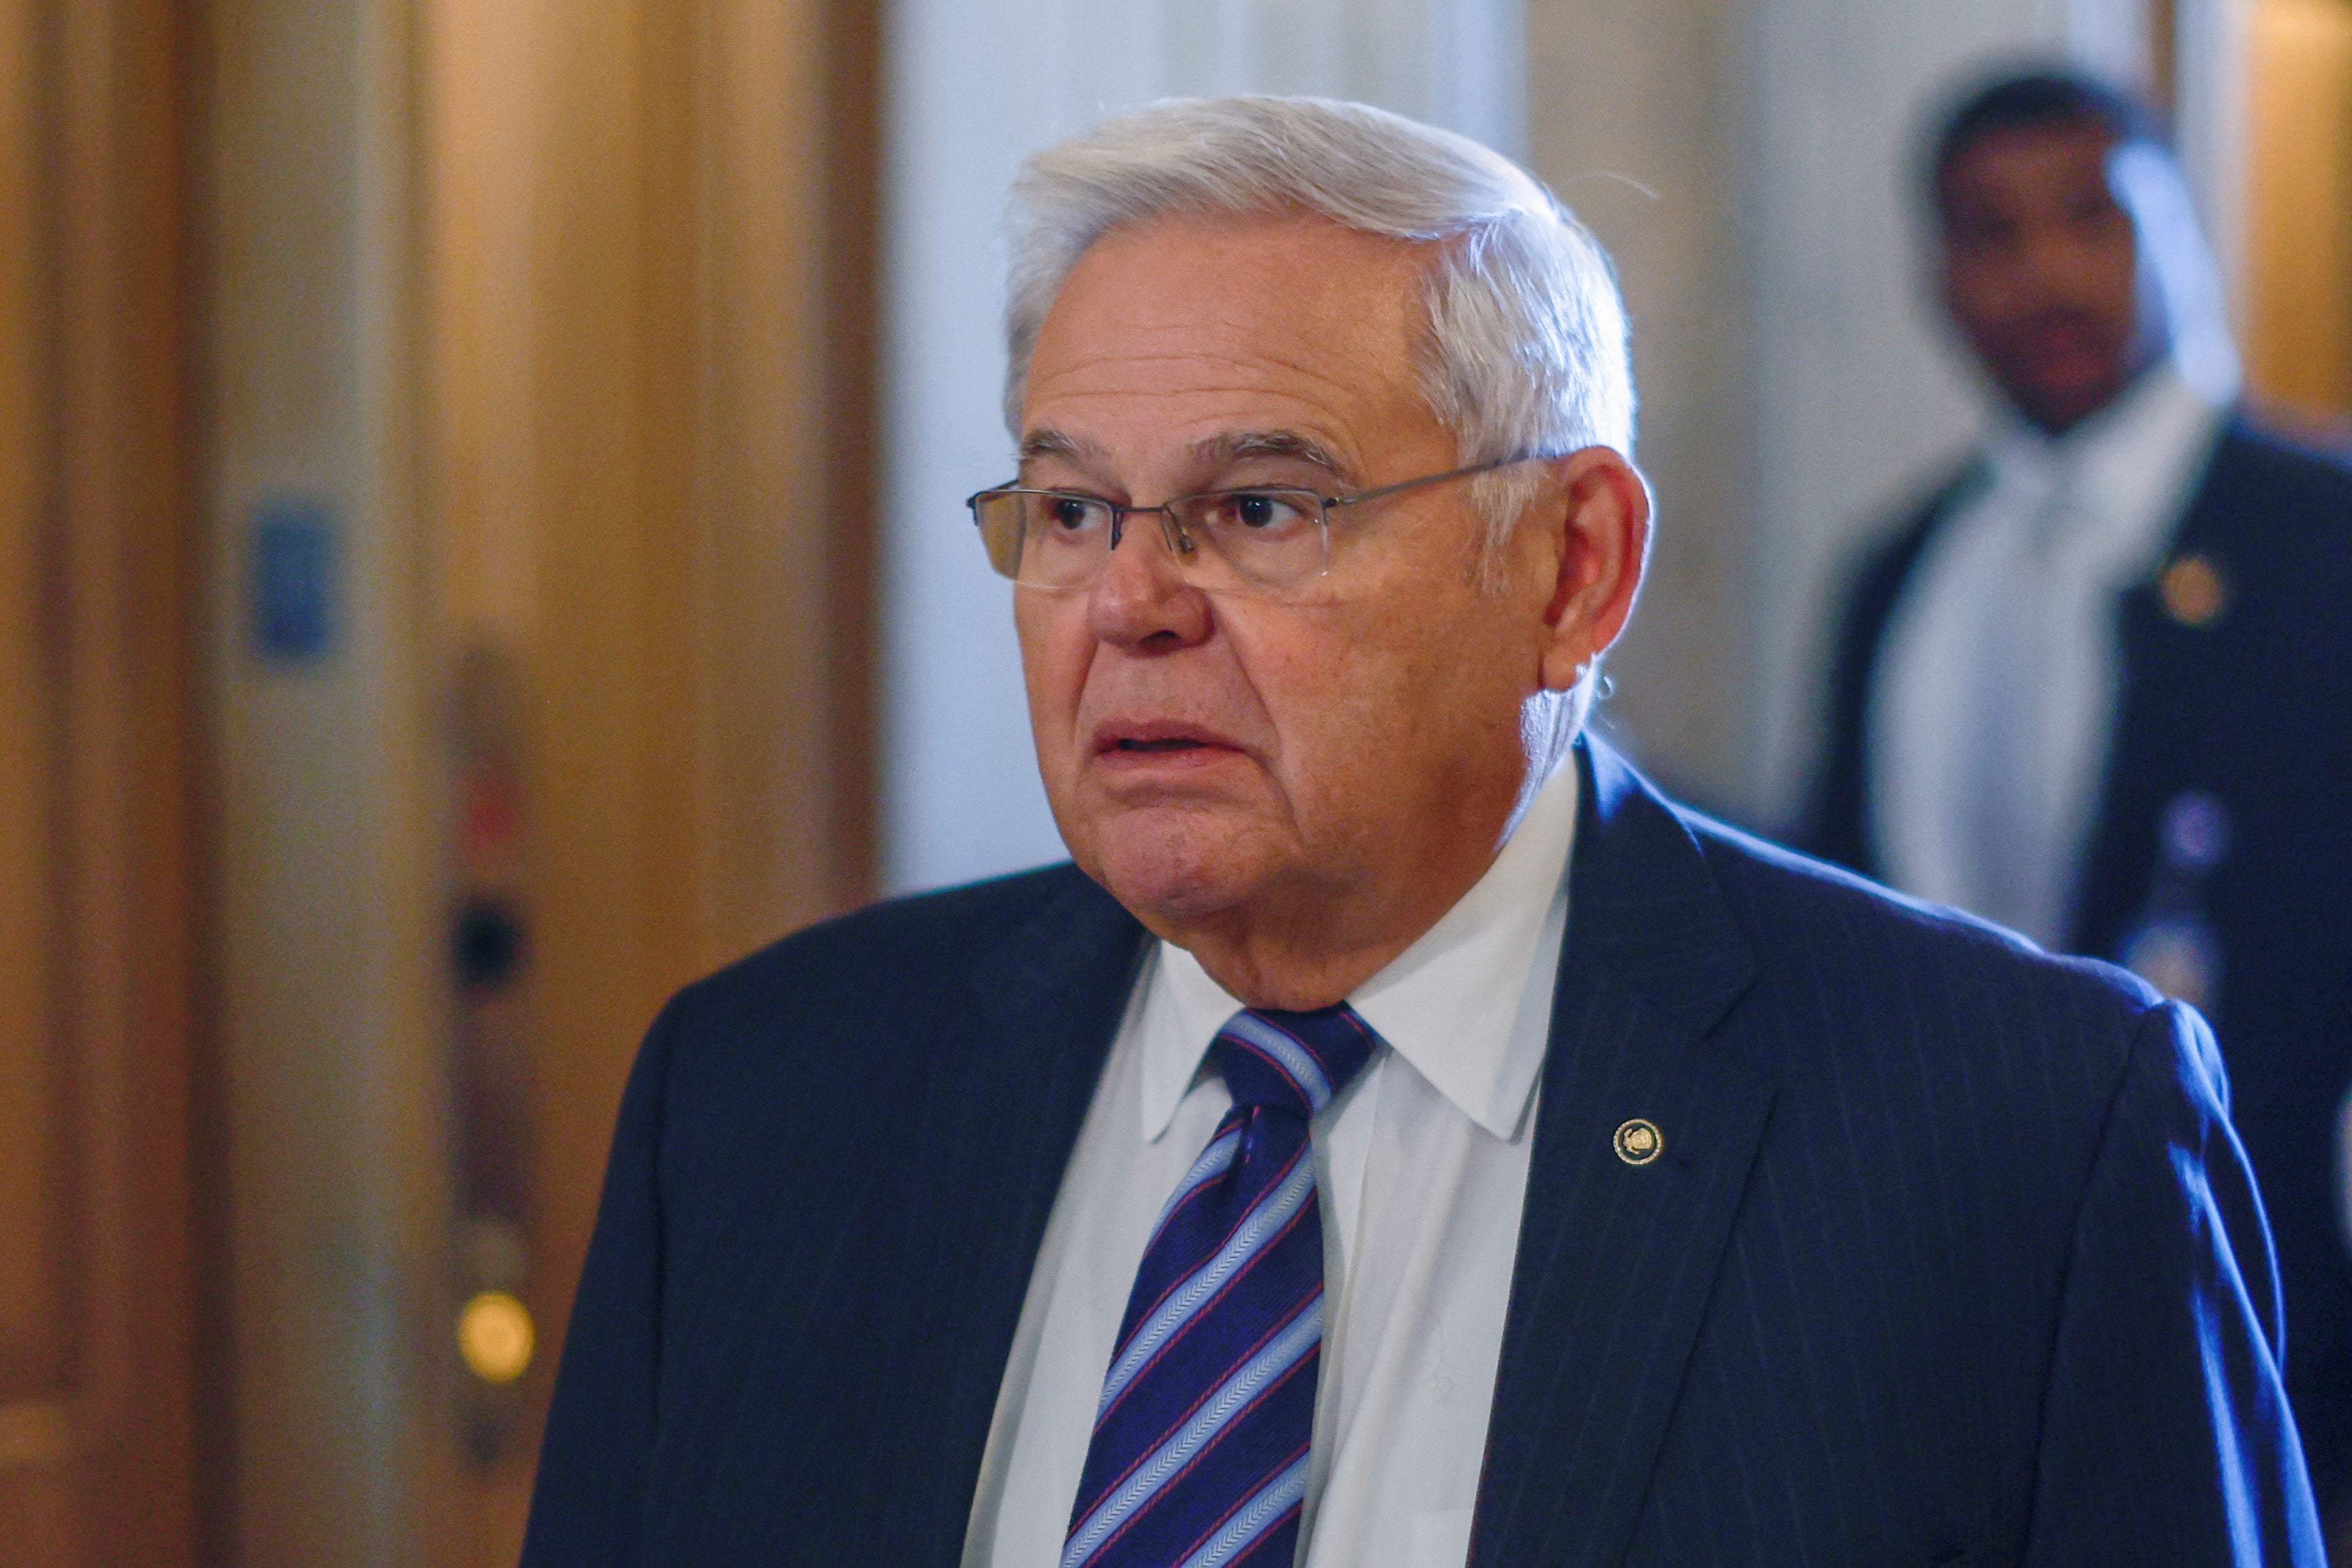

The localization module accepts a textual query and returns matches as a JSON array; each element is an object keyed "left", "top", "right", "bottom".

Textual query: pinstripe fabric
[
  {"left": 523, "top": 735, "right": 2319, "bottom": 1568},
  {"left": 1062, "top": 1007, "right": 1377, "bottom": 1568},
  {"left": 1468, "top": 741, "right": 2317, "bottom": 1566},
  {"left": 1805, "top": 424, "right": 2352, "bottom": 1517}
]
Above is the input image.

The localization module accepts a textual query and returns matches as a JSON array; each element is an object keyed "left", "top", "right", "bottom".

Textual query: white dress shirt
[
  {"left": 962, "top": 758, "right": 1580, "bottom": 1568},
  {"left": 1871, "top": 358, "right": 2227, "bottom": 946}
]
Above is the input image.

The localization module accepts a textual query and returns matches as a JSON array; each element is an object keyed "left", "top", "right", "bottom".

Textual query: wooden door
[
  {"left": 419, "top": 0, "right": 881, "bottom": 1547},
  {"left": 2243, "top": 0, "right": 2352, "bottom": 426},
  {"left": 191, "top": 0, "right": 880, "bottom": 1559},
  {"left": 0, "top": 0, "right": 205, "bottom": 1562}
]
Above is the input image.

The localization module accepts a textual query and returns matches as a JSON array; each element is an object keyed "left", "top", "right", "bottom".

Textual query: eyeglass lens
[{"left": 973, "top": 489, "right": 1331, "bottom": 595}]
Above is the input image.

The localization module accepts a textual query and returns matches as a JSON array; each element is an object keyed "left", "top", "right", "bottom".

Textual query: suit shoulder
[
  {"left": 1683, "top": 808, "right": 2163, "bottom": 1043},
  {"left": 659, "top": 861, "right": 1107, "bottom": 1039},
  {"left": 2216, "top": 418, "right": 2352, "bottom": 494},
  {"left": 2205, "top": 423, "right": 2352, "bottom": 552},
  {"left": 1670, "top": 815, "right": 2224, "bottom": 1197},
  {"left": 2186, "top": 424, "right": 2352, "bottom": 682}
]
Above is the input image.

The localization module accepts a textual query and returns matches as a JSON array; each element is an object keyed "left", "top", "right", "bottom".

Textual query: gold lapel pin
[
  {"left": 2159, "top": 552, "right": 2227, "bottom": 628},
  {"left": 1613, "top": 1117, "right": 1663, "bottom": 1167}
]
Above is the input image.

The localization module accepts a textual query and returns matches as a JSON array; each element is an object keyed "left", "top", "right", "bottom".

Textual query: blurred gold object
[
  {"left": 458, "top": 1290, "right": 536, "bottom": 1386},
  {"left": 2159, "top": 553, "right": 2227, "bottom": 627}
]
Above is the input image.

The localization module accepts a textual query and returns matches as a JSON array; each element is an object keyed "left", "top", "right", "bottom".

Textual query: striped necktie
[{"left": 1062, "top": 1004, "right": 1379, "bottom": 1568}]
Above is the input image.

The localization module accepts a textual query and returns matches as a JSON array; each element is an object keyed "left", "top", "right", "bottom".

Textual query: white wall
[
  {"left": 879, "top": 0, "right": 1528, "bottom": 893},
  {"left": 1523, "top": 0, "right": 1750, "bottom": 811}
]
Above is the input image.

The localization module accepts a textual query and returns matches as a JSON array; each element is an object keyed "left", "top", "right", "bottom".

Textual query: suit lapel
[
  {"left": 896, "top": 869, "right": 1149, "bottom": 1562},
  {"left": 1821, "top": 457, "right": 1986, "bottom": 877},
  {"left": 1471, "top": 739, "right": 1775, "bottom": 1567},
  {"left": 2067, "top": 424, "right": 2237, "bottom": 962}
]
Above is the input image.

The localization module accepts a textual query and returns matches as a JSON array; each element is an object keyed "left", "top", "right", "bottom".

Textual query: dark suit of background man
[
  {"left": 524, "top": 95, "right": 2318, "bottom": 1567},
  {"left": 1807, "top": 69, "right": 2352, "bottom": 1532}
]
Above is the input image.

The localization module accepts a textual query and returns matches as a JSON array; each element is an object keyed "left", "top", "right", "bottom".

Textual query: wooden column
[
  {"left": 420, "top": 0, "right": 881, "bottom": 1557},
  {"left": 0, "top": 0, "right": 205, "bottom": 1562}
]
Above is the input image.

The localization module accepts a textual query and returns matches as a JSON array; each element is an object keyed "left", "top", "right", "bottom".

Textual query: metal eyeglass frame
[{"left": 966, "top": 450, "right": 1558, "bottom": 593}]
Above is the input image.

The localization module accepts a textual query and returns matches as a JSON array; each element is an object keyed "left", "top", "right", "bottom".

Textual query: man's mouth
[
  {"left": 1091, "top": 721, "right": 1241, "bottom": 762},
  {"left": 2004, "top": 307, "right": 2118, "bottom": 378}
]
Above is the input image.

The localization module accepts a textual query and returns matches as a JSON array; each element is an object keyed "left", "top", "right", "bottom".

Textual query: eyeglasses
[{"left": 966, "top": 452, "right": 1552, "bottom": 598}]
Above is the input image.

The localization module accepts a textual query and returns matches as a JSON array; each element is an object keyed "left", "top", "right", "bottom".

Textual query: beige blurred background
[{"left": 1, "top": 0, "right": 2346, "bottom": 1563}]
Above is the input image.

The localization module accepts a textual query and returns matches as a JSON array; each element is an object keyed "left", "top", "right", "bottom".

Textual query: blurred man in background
[{"left": 1809, "top": 67, "right": 2352, "bottom": 1524}]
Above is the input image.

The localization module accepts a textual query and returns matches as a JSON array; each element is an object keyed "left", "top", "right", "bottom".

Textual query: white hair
[
  {"left": 1004, "top": 96, "right": 1635, "bottom": 541},
  {"left": 1002, "top": 95, "right": 1638, "bottom": 741}
]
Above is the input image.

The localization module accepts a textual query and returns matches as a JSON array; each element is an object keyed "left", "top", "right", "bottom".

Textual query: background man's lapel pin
[{"left": 2159, "top": 552, "right": 2228, "bottom": 628}]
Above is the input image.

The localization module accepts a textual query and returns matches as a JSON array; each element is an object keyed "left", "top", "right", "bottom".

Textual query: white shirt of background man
[
  {"left": 962, "top": 756, "right": 1580, "bottom": 1568},
  {"left": 1871, "top": 357, "right": 2228, "bottom": 948}
]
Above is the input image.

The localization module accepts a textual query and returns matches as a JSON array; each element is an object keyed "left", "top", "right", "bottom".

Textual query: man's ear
[{"left": 1537, "top": 447, "right": 1650, "bottom": 693}]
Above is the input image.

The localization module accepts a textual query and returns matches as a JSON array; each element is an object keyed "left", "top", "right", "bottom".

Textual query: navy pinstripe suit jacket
[
  {"left": 1807, "top": 419, "right": 2352, "bottom": 1519},
  {"left": 522, "top": 738, "right": 2320, "bottom": 1565}
]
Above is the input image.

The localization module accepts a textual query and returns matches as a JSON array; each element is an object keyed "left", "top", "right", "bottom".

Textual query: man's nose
[
  {"left": 1086, "top": 513, "right": 1213, "bottom": 649},
  {"left": 2021, "top": 221, "right": 2122, "bottom": 294}
]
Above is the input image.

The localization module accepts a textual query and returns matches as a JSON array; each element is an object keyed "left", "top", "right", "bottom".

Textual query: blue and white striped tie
[{"left": 1062, "top": 1005, "right": 1379, "bottom": 1568}]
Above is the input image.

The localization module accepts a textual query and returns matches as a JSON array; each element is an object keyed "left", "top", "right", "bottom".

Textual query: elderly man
[
  {"left": 1807, "top": 70, "right": 2352, "bottom": 1527},
  {"left": 523, "top": 97, "right": 2316, "bottom": 1567}
]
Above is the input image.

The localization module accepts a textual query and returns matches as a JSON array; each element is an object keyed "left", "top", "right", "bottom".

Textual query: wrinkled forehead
[{"left": 1018, "top": 214, "right": 1448, "bottom": 472}]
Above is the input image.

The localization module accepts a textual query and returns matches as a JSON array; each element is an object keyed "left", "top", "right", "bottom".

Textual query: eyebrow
[
  {"left": 1196, "top": 431, "right": 1357, "bottom": 484},
  {"left": 1013, "top": 426, "right": 1360, "bottom": 487},
  {"left": 1017, "top": 429, "right": 1101, "bottom": 466}
]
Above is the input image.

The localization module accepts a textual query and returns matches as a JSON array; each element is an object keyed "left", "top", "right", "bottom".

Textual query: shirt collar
[
  {"left": 1140, "top": 757, "right": 1580, "bottom": 1142},
  {"left": 1982, "top": 357, "right": 2226, "bottom": 575}
]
